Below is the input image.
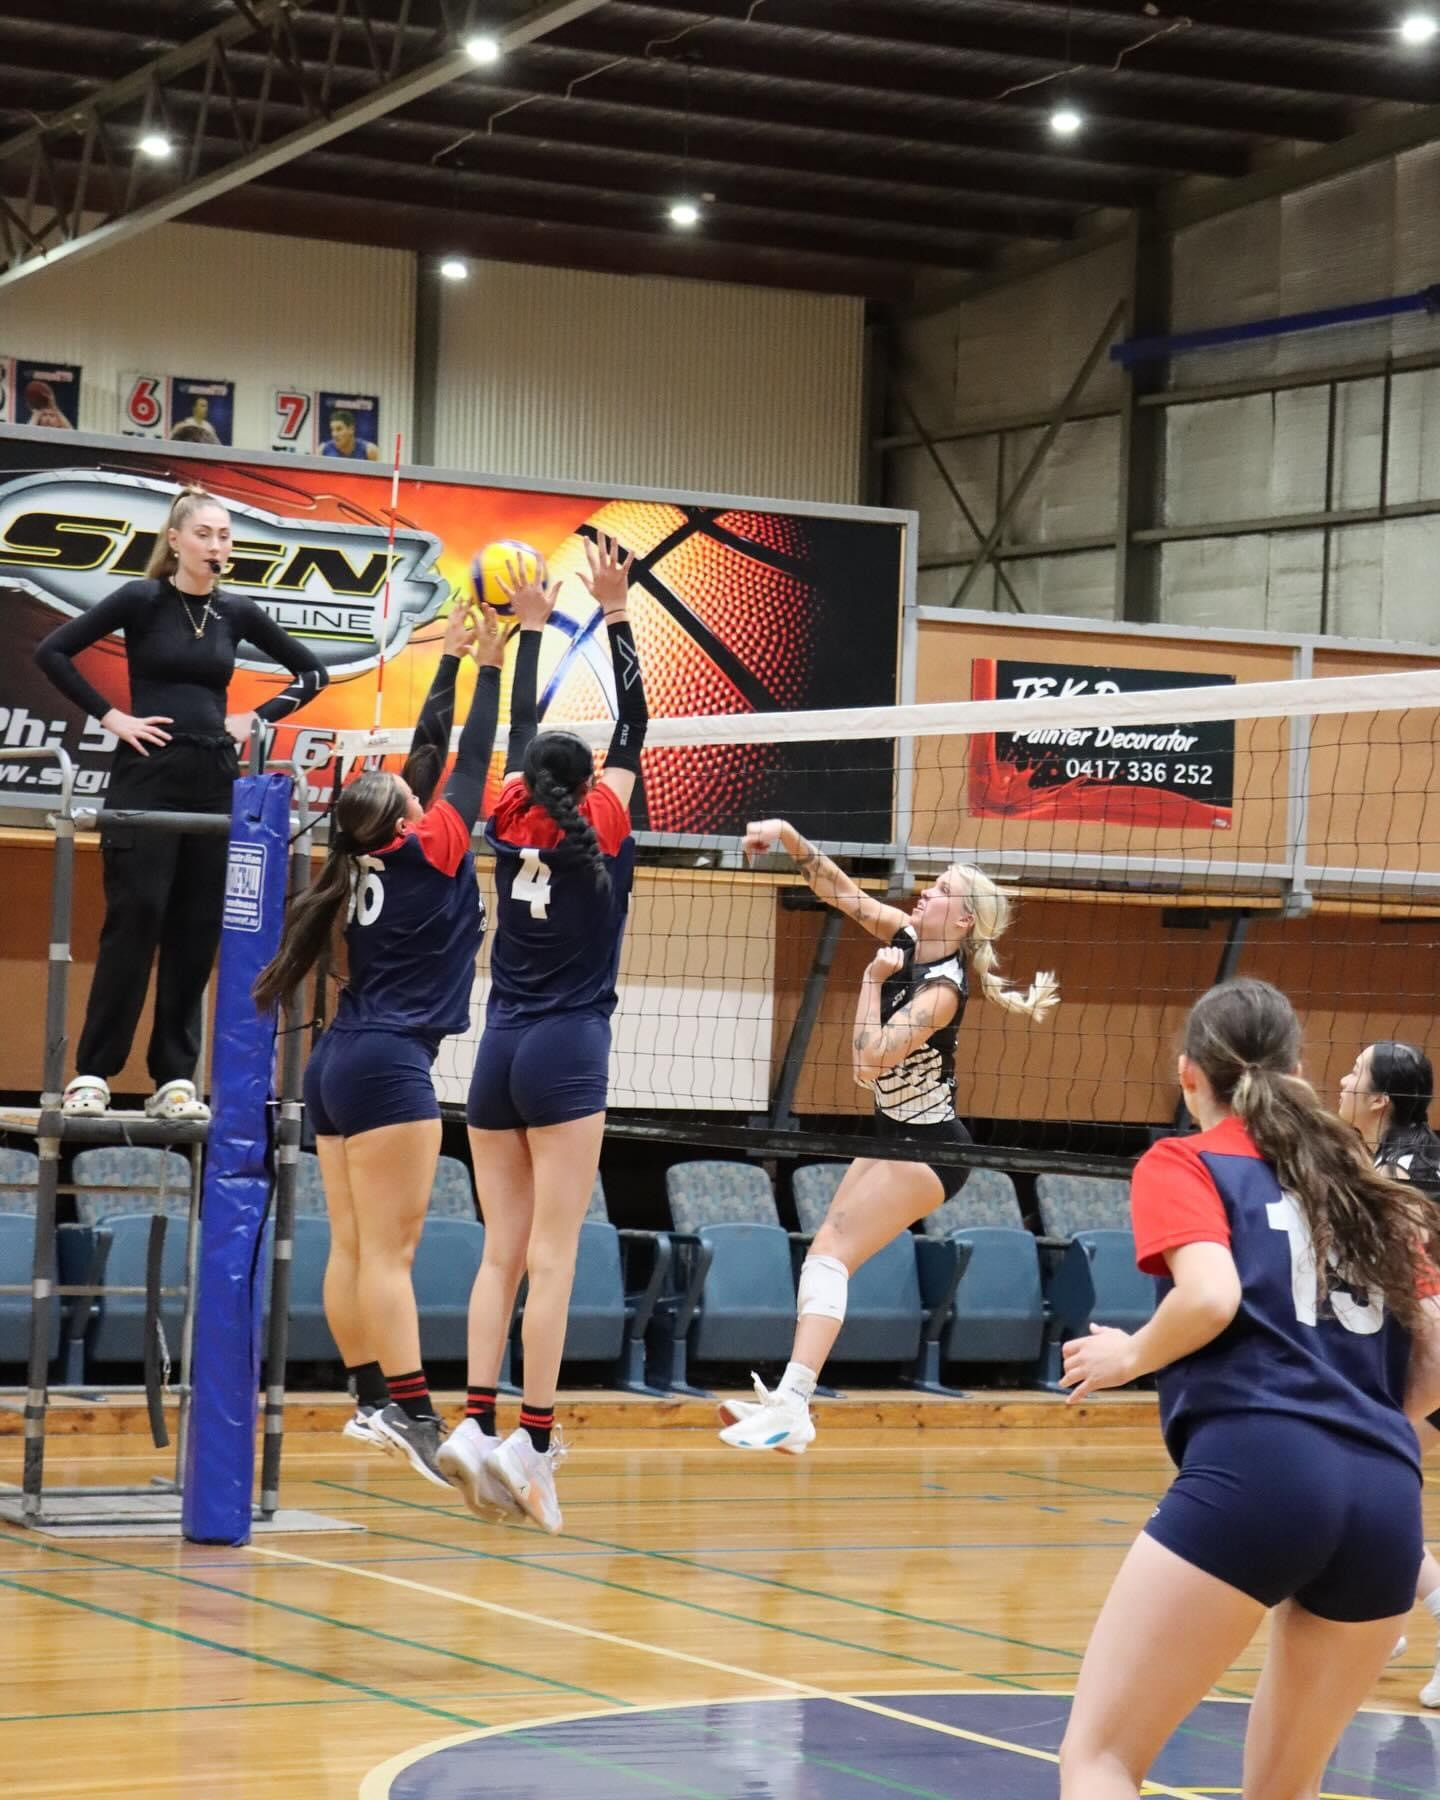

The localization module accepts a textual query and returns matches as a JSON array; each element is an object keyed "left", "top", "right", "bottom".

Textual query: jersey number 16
[{"left": 1267, "top": 1193, "right": 1384, "bottom": 1335}]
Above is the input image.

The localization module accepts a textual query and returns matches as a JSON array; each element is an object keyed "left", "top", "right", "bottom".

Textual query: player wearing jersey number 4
[
  {"left": 719, "top": 833, "right": 1058, "bottom": 1455},
  {"left": 439, "top": 535, "right": 648, "bottom": 1533},
  {"left": 254, "top": 603, "right": 502, "bottom": 1489},
  {"left": 1058, "top": 979, "right": 1440, "bottom": 1800}
]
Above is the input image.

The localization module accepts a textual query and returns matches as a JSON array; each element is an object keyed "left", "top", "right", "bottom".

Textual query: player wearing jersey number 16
[
  {"left": 719, "top": 831, "right": 1058, "bottom": 1456},
  {"left": 438, "top": 534, "right": 649, "bottom": 1534},
  {"left": 253, "top": 601, "right": 503, "bottom": 1489},
  {"left": 1058, "top": 979, "right": 1440, "bottom": 1800}
]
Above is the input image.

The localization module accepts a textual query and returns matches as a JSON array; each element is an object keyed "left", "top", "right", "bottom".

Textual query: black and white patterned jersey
[{"left": 867, "top": 924, "right": 968, "bottom": 1125}]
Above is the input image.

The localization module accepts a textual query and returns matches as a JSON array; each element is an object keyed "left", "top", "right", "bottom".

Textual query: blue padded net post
[{"left": 181, "top": 773, "right": 291, "bottom": 1545}]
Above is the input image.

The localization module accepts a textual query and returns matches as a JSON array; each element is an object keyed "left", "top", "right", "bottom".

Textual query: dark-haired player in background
[
  {"left": 254, "top": 602, "right": 501, "bottom": 1488},
  {"left": 1058, "top": 979, "right": 1440, "bottom": 1800},
  {"left": 437, "top": 534, "right": 648, "bottom": 1533}
]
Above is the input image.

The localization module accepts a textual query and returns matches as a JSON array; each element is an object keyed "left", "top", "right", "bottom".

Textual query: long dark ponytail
[
  {"left": 523, "top": 731, "right": 610, "bottom": 897},
  {"left": 1183, "top": 979, "right": 1440, "bottom": 1332},
  {"left": 252, "top": 772, "right": 408, "bottom": 1012}
]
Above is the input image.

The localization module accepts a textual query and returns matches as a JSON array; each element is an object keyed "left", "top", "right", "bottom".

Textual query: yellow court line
[{"left": 249, "top": 1543, "right": 1197, "bottom": 1800}]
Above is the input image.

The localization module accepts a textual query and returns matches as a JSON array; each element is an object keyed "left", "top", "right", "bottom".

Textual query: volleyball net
[{"left": 324, "top": 665, "right": 1440, "bottom": 1168}]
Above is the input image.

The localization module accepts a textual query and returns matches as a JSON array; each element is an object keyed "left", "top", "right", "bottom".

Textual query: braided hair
[{"left": 523, "top": 731, "right": 611, "bottom": 898}]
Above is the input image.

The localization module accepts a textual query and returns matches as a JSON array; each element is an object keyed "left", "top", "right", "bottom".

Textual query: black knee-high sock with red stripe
[
  {"left": 387, "top": 1370, "right": 437, "bottom": 1423},
  {"left": 465, "top": 1386, "right": 497, "bottom": 1437},
  {"left": 520, "top": 1403, "right": 554, "bottom": 1454}
]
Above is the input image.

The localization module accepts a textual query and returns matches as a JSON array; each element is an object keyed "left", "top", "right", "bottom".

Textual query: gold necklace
[{"left": 175, "top": 585, "right": 214, "bottom": 639}]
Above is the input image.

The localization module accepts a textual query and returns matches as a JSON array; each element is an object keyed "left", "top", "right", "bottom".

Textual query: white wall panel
[
  {"left": 432, "top": 259, "right": 863, "bottom": 503},
  {"left": 0, "top": 222, "right": 416, "bottom": 451}
]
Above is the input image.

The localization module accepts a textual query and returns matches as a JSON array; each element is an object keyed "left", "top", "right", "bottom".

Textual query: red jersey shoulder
[
  {"left": 406, "top": 797, "right": 472, "bottom": 877},
  {"left": 1130, "top": 1133, "right": 1234, "bottom": 1278},
  {"left": 581, "top": 780, "right": 632, "bottom": 857}
]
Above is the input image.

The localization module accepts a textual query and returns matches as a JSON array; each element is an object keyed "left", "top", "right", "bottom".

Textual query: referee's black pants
[{"left": 76, "top": 734, "right": 238, "bottom": 1087}]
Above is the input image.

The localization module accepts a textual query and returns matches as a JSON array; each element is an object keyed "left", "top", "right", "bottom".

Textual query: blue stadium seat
[
  {"left": 920, "top": 1169, "right": 1045, "bottom": 1381},
  {"left": 412, "top": 1217, "right": 486, "bottom": 1363},
  {"left": 82, "top": 1212, "right": 190, "bottom": 1369},
  {"left": 648, "top": 1161, "right": 796, "bottom": 1394},
  {"left": 71, "top": 1147, "right": 194, "bottom": 1224},
  {"left": 0, "top": 1147, "right": 38, "bottom": 1214},
  {"left": 1034, "top": 1173, "right": 1156, "bottom": 1388},
  {"left": 0, "top": 1214, "right": 58, "bottom": 1366}
]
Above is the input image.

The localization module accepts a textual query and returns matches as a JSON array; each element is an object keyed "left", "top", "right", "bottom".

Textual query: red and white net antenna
[{"left": 370, "top": 433, "right": 404, "bottom": 740}]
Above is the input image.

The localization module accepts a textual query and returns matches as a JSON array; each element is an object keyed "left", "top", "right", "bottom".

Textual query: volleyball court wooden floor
[{"left": 3, "top": 1405, "right": 1439, "bottom": 1797}]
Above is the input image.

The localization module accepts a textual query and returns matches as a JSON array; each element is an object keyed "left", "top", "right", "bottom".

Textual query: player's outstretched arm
[
  {"left": 745, "top": 818, "right": 911, "bottom": 942},
  {"left": 500, "top": 560, "right": 561, "bottom": 774},
  {"left": 581, "top": 531, "right": 647, "bottom": 811},
  {"left": 404, "top": 602, "right": 476, "bottom": 808},
  {"left": 442, "top": 606, "right": 504, "bottom": 832}
]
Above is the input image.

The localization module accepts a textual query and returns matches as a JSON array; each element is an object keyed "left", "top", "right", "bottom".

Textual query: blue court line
[{"left": 1005, "top": 1469, "right": 1160, "bottom": 1501}]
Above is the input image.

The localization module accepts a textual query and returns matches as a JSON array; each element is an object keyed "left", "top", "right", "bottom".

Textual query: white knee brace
[{"left": 797, "top": 1253, "right": 849, "bottom": 1323}]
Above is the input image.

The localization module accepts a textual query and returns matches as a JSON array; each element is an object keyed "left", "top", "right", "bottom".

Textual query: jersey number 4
[
  {"left": 513, "top": 849, "right": 553, "bottom": 920},
  {"left": 1267, "top": 1193, "right": 1384, "bottom": 1335}
]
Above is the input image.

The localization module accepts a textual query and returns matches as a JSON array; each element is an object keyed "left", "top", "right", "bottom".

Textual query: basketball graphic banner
[
  {"left": 0, "top": 359, "right": 81, "bottom": 430},
  {"left": 0, "top": 429, "right": 904, "bottom": 830},
  {"left": 969, "top": 657, "right": 1236, "bottom": 828}
]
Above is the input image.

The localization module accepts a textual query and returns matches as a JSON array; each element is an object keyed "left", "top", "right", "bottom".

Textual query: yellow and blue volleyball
[{"left": 469, "top": 539, "right": 544, "bottom": 616}]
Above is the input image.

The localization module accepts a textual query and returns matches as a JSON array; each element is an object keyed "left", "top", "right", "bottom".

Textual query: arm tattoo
[
  {"left": 793, "top": 833, "right": 844, "bottom": 893},
  {"left": 853, "top": 1024, "right": 883, "bottom": 1054}
]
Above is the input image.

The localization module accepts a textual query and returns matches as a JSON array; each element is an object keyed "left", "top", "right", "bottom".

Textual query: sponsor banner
[
  {"left": 0, "top": 431, "right": 904, "bottom": 832},
  {"left": 1, "top": 359, "right": 82, "bottom": 430},
  {"left": 969, "top": 658, "right": 1236, "bottom": 829},
  {"left": 121, "top": 374, "right": 236, "bottom": 445}
]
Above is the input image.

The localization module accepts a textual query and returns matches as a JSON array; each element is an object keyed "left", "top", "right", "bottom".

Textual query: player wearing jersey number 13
[
  {"left": 437, "top": 535, "right": 649, "bottom": 1534},
  {"left": 1058, "top": 979, "right": 1440, "bottom": 1800},
  {"left": 253, "top": 602, "right": 503, "bottom": 1490},
  {"left": 719, "top": 834, "right": 1058, "bottom": 1456}
]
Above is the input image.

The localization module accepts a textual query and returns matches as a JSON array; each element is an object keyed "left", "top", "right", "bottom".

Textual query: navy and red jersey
[
  {"left": 484, "top": 775, "right": 635, "bottom": 1025},
  {"left": 329, "top": 797, "right": 484, "bottom": 1042},
  {"left": 1133, "top": 1115, "right": 1429, "bottom": 1471}
]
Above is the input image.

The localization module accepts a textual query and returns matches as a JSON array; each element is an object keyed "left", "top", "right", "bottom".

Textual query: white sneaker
[
  {"left": 437, "top": 1418, "right": 525, "bottom": 1523},
  {"left": 717, "top": 1371, "right": 773, "bottom": 1430},
  {"left": 62, "top": 1075, "right": 110, "bottom": 1116},
  {"left": 145, "top": 1079, "right": 211, "bottom": 1122},
  {"left": 717, "top": 1377, "right": 816, "bottom": 1455},
  {"left": 1421, "top": 1662, "right": 1440, "bottom": 1707},
  {"left": 487, "top": 1426, "right": 567, "bottom": 1534},
  {"left": 342, "top": 1404, "right": 385, "bottom": 1447},
  {"left": 1391, "top": 1635, "right": 1409, "bottom": 1662}
]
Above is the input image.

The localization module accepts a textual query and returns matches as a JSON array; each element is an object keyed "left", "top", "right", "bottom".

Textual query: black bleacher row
[{"left": 0, "top": 1146, "right": 1156, "bottom": 1393}]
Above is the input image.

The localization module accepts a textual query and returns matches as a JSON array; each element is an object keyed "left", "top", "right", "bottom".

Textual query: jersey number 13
[{"left": 1267, "top": 1193, "right": 1384, "bottom": 1335}]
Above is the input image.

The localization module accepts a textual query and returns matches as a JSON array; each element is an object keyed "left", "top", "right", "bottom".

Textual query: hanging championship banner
[
  {"left": 969, "top": 657, "right": 1236, "bottom": 829},
  {"left": 317, "top": 392, "right": 381, "bottom": 462},
  {"left": 121, "top": 374, "right": 235, "bottom": 445},
  {"left": 270, "top": 389, "right": 381, "bottom": 459},
  {"left": 0, "top": 359, "right": 81, "bottom": 430}
]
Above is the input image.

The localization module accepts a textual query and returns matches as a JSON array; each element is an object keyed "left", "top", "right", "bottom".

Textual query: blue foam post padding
[{"left": 181, "top": 773, "right": 290, "bottom": 1545}]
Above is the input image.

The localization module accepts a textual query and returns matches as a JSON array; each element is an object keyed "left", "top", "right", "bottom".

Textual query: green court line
[
  {"left": 0, "top": 1697, "right": 436, "bottom": 1725},
  {"left": 541, "top": 1521, "right": 1090, "bottom": 1667},
  {"left": 0, "top": 1573, "right": 495, "bottom": 1732},
  {"left": 317, "top": 1479, "right": 1059, "bottom": 1689},
  {"left": 15, "top": 1538, "right": 621, "bottom": 1709}
]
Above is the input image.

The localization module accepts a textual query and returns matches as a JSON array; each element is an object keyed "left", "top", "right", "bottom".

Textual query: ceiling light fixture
[
  {"left": 1401, "top": 12, "right": 1439, "bottom": 44},
  {"left": 464, "top": 34, "right": 501, "bottom": 64},
  {"left": 669, "top": 199, "right": 701, "bottom": 228},
  {"left": 1050, "top": 105, "right": 1084, "bottom": 138},
  {"left": 137, "top": 132, "right": 174, "bottom": 160},
  {"left": 439, "top": 256, "right": 470, "bottom": 281}
]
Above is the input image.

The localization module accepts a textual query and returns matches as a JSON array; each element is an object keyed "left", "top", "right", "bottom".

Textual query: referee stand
[{"left": 0, "top": 742, "right": 345, "bottom": 1539}]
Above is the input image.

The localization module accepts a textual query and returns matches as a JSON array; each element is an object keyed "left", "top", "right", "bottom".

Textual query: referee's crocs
[
  {"left": 61, "top": 1076, "right": 110, "bottom": 1117},
  {"left": 436, "top": 1419, "right": 525, "bottom": 1524},
  {"left": 144, "top": 1079, "right": 211, "bottom": 1122},
  {"left": 718, "top": 1377, "right": 816, "bottom": 1456}
]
